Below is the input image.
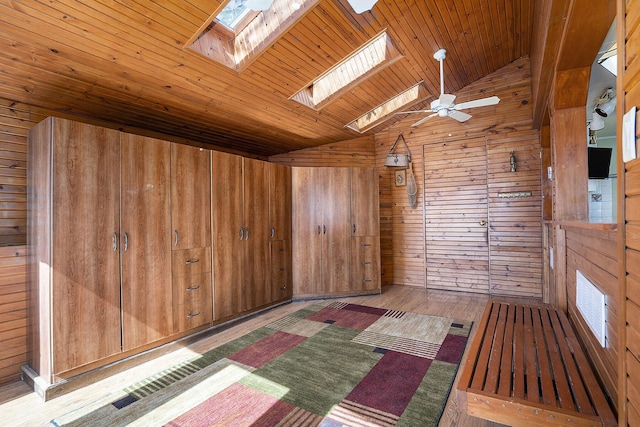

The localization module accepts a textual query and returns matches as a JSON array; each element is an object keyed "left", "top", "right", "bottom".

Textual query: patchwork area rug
[{"left": 52, "top": 301, "right": 472, "bottom": 427}]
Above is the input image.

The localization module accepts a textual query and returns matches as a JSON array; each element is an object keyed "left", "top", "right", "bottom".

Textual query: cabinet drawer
[
  {"left": 172, "top": 247, "right": 211, "bottom": 278},
  {"left": 351, "top": 236, "right": 380, "bottom": 291},
  {"left": 173, "top": 273, "right": 212, "bottom": 332}
]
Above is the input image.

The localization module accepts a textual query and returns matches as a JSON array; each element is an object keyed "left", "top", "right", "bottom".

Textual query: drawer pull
[
  {"left": 279, "top": 286, "right": 287, "bottom": 291},
  {"left": 185, "top": 259, "right": 200, "bottom": 265},
  {"left": 186, "top": 285, "right": 200, "bottom": 291},
  {"left": 362, "top": 261, "right": 372, "bottom": 265},
  {"left": 361, "top": 243, "right": 371, "bottom": 247},
  {"left": 279, "top": 268, "right": 286, "bottom": 272},
  {"left": 362, "top": 279, "right": 372, "bottom": 283},
  {"left": 187, "top": 311, "right": 201, "bottom": 318}
]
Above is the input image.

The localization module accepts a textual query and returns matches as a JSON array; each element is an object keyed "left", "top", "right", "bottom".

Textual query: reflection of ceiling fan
[{"left": 397, "top": 49, "right": 500, "bottom": 127}]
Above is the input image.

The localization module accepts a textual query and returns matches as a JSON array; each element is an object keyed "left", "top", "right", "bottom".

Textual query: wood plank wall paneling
[
  {"left": 268, "top": 136, "right": 376, "bottom": 167},
  {"left": 375, "top": 56, "right": 542, "bottom": 294},
  {"left": 563, "top": 226, "right": 618, "bottom": 407},
  {"left": 0, "top": 245, "right": 27, "bottom": 385},
  {"left": 623, "top": 0, "right": 640, "bottom": 422}
]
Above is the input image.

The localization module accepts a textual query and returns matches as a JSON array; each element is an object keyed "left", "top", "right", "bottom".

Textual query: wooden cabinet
[
  {"left": 120, "top": 134, "right": 172, "bottom": 351},
  {"left": 212, "top": 153, "right": 292, "bottom": 321},
  {"left": 292, "top": 167, "right": 380, "bottom": 298},
  {"left": 171, "top": 143, "right": 211, "bottom": 250},
  {"left": 172, "top": 248, "right": 212, "bottom": 333},
  {"left": 28, "top": 118, "right": 173, "bottom": 381},
  {"left": 269, "top": 163, "right": 292, "bottom": 301},
  {"left": 29, "top": 117, "right": 122, "bottom": 378}
]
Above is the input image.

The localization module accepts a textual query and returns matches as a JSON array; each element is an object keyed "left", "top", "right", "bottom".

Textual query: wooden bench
[{"left": 457, "top": 301, "right": 616, "bottom": 427}]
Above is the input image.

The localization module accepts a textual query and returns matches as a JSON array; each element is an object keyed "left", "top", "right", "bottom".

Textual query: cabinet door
[
  {"left": 51, "top": 119, "right": 121, "bottom": 373},
  {"left": 269, "top": 163, "right": 291, "bottom": 241},
  {"left": 320, "top": 168, "right": 351, "bottom": 294},
  {"left": 243, "top": 158, "right": 271, "bottom": 310},
  {"left": 292, "top": 167, "right": 323, "bottom": 296},
  {"left": 171, "top": 144, "right": 211, "bottom": 250},
  {"left": 121, "top": 134, "right": 172, "bottom": 351},
  {"left": 350, "top": 168, "right": 380, "bottom": 237},
  {"left": 211, "top": 151, "right": 243, "bottom": 320}
]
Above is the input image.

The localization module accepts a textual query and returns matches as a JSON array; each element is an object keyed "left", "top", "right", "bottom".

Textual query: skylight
[
  {"left": 216, "top": 0, "right": 252, "bottom": 30},
  {"left": 346, "top": 82, "right": 430, "bottom": 133},
  {"left": 291, "top": 32, "right": 403, "bottom": 110}
]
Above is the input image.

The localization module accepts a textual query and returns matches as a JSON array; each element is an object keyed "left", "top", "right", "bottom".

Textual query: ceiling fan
[{"left": 397, "top": 49, "right": 500, "bottom": 127}]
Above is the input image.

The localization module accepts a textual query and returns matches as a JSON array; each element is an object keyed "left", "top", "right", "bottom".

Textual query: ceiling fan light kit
[{"left": 396, "top": 48, "right": 501, "bottom": 128}]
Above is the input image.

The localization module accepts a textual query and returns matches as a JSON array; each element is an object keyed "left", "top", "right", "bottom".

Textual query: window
[
  {"left": 346, "top": 82, "right": 430, "bottom": 133},
  {"left": 290, "top": 32, "right": 403, "bottom": 110}
]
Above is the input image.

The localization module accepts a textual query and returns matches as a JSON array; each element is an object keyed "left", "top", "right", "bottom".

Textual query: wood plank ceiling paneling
[{"left": 0, "top": 0, "right": 533, "bottom": 157}]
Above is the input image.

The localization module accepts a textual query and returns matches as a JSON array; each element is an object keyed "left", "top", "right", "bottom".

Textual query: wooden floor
[{"left": 0, "top": 285, "right": 535, "bottom": 426}]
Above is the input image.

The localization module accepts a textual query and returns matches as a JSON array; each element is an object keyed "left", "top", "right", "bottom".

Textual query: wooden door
[
  {"left": 269, "top": 163, "right": 291, "bottom": 241},
  {"left": 243, "top": 158, "right": 271, "bottom": 310},
  {"left": 320, "top": 168, "right": 351, "bottom": 294},
  {"left": 120, "top": 134, "right": 172, "bottom": 351},
  {"left": 51, "top": 119, "right": 122, "bottom": 373},
  {"left": 170, "top": 143, "right": 211, "bottom": 250},
  {"left": 350, "top": 168, "right": 379, "bottom": 237},
  {"left": 292, "top": 167, "right": 323, "bottom": 296},
  {"left": 423, "top": 138, "right": 489, "bottom": 293},
  {"left": 211, "top": 151, "right": 243, "bottom": 320}
]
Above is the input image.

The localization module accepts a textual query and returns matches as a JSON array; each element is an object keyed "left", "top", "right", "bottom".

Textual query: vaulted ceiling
[{"left": 0, "top": 0, "right": 534, "bottom": 157}]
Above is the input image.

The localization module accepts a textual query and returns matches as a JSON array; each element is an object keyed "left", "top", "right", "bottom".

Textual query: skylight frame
[
  {"left": 290, "top": 31, "right": 403, "bottom": 111},
  {"left": 345, "top": 82, "right": 431, "bottom": 133},
  {"left": 215, "top": 0, "right": 255, "bottom": 32}
]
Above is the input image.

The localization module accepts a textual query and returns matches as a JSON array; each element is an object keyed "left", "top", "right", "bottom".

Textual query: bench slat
[
  {"left": 470, "top": 301, "right": 501, "bottom": 391},
  {"left": 498, "top": 303, "right": 516, "bottom": 396},
  {"left": 513, "top": 304, "right": 526, "bottom": 399},
  {"left": 549, "top": 309, "right": 595, "bottom": 416},
  {"left": 486, "top": 303, "right": 509, "bottom": 393},
  {"left": 523, "top": 305, "right": 540, "bottom": 402},
  {"left": 532, "top": 306, "right": 556, "bottom": 406},
  {"left": 540, "top": 306, "right": 575, "bottom": 411}
]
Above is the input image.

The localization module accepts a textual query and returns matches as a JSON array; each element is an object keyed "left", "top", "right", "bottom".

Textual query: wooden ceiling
[{"left": 0, "top": 0, "right": 534, "bottom": 157}]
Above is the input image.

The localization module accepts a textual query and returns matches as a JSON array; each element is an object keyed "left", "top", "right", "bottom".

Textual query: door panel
[
  {"left": 243, "top": 158, "right": 271, "bottom": 310},
  {"left": 51, "top": 119, "right": 121, "bottom": 373},
  {"left": 292, "top": 168, "right": 323, "bottom": 295},
  {"left": 269, "top": 163, "right": 291, "bottom": 241},
  {"left": 171, "top": 144, "right": 211, "bottom": 250},
  {"left": 424, "top": 138, "right": 489, "bottom": 293},
  {"left": 350, "top": 168, "right": 379, "bottom": 237},
  {"left": 211, "top": 151, "right": 243, "bottom": 320},
  {"left": 321, "top": 168, "right": 351, "bottom": 294},
  {"left": 120, "top": 134, "right": 172, "bottom": 350}
]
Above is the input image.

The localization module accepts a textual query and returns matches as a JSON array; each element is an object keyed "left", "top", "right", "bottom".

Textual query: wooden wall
[
  {"left": 561, "top": 225, "right": 619, "bottom": 407},
  {"left": 621, "top": 0, "right": 640, "bottom": 422},
  {"left": 374, "top": 56, "right": 542, "bottom": 296},
  {"left": 0, "top": 99, "right": 44, "bottom": 386}
]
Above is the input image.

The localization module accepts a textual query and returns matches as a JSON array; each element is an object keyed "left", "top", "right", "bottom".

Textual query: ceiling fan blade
[
  {"left": 454, "top": 96, "right": 500, "bottom": 110},
  {"left": 395, "top": 109, "right": 434, "bottom": 115},
  {"left": 411, "top": 113, "right": 438, "bottom": 127},
  {"left": 439, "top": 93, "right": 456, "bottom": 106},
  {"left": 448, "top": 110, "right": 472, "bottom": 122}
]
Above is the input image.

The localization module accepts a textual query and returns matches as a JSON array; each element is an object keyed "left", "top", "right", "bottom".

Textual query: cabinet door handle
[
  {"left": 317, "top": 225, "right": 321, "bottom": 235},
  {"left": 271, "top": 227, "right": 275, "bottom": 238},
  {"left": 124, "top": 232, "right": 129, "bottom": 251},
  {"left": 186, "top": 285, "right": 200, "bottom": 291},
  {"left": 323, "top": 225, "right": 326, "bottom": 234},
  {"left": 185, "top": 259, "right": 200, "bottom": 264},
  {"left": 239, "top": 227, "right": 244, "bottom": 240},
  {"left": 112, "top": 232, "right": 118, "bottom": 251},
  {"left": 174, "top": 230, "right": 179, "bottom": 247},
  {"left": 353, "top": 224, "right": 356, "bottom": 234},
  {"left": 245, "top": 227, "right": 249, "bottom": 240},
  {"left": 187, "top": 311, "right": 201, "bottom": 318}
]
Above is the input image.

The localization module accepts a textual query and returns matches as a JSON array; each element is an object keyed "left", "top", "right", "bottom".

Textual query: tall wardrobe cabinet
[{"left": 28, "top": 117, "right": 173, "bottom": 384}]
